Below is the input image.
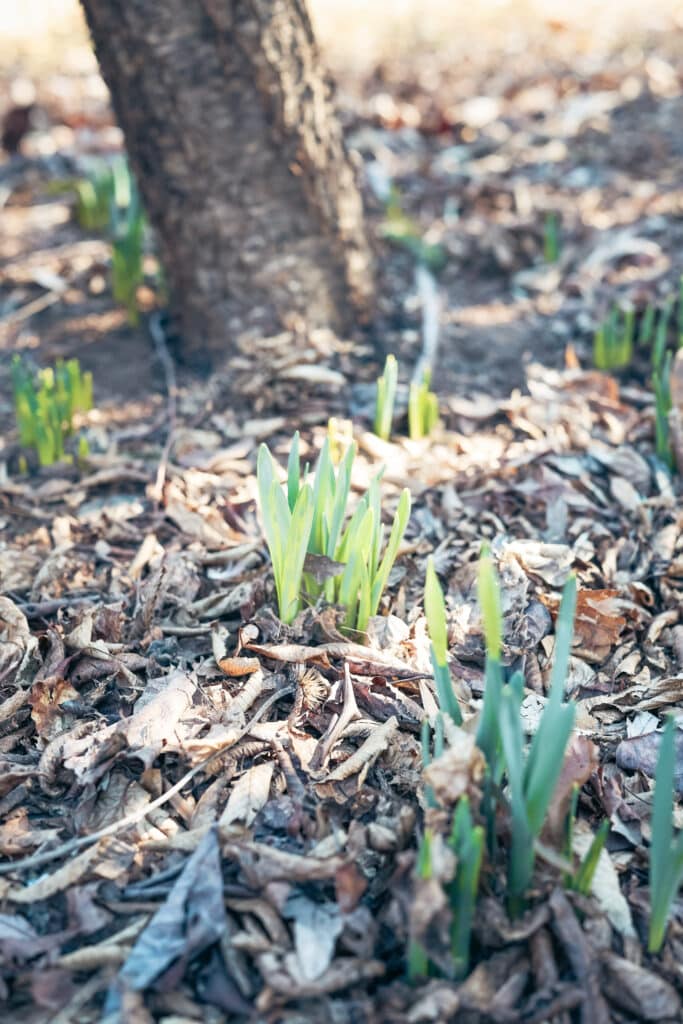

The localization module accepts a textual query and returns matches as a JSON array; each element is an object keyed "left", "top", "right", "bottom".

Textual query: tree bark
[{"left": 79, "top": 0, "right": 374, "bottom": 367}]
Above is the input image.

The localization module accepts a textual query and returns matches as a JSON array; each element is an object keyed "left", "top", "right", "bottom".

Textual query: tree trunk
[{"left": 79, "top": 0, "right": 374, "bottom": 367}]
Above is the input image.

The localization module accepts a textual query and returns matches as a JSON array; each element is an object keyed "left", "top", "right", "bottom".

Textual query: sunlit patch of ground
[{"left": 2, "top": 0, "right": 682, "bottom": 83}]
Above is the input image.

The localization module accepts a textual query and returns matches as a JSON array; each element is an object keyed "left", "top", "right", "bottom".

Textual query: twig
[
  {"left": 147, "top": 312, "right": 177, "bottom": 504},
  {"left": 0, "top": 684, "right": 293, "bottom": 877}
]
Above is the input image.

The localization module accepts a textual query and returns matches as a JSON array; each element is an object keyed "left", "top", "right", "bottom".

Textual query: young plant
[
  {"left": 652, "top": 350, "right": 674, "bottom": 471},
  {"left": 638, "top": 302, "right": 656, "bottom": 349},
  {"left": 571, "top": 822, "right": 610, "bottom": 896},
  {"left": 593, "top": 305, "right": 635, "bottom": 371},
  {"left": 383, "top": 187, "right": 446, "bottom": 274},
  {"left": 111, "top": 176, "right": 145, "bottom": 325},
  {"left": 256, "top": 443, "right": 314, "bottom": 625},
  {"left": 498, "top": 575, "right": 577, "bottom": 916},
  {"left": 448, "top": 797, "right": 484, "bottom": 979},
  {"left": 475, "top": 547, "right": 507, "bottom": 849},
  {"left": 374, "top": 355, "right": 398, "bottom": 441},
  {"left": 259, "top": 434, "right": 410, "bottom": 632},
  {"left": 408, "top": 371, "right": 439, "bottom": 440},
  {"left": 418, "top": 718, "right": 483, "bottom": 978},
  {"left": 11, "top": 356, "right": 93, "bottom": 467},
  {"left": 652, "top": 297, "right": 674, "bottom": 374},
  {"left": 648, "top": 715, "right": 683, "bottom": 954},
  {"left": 74, "top": 161, "right": 117, "bottom": 231},
  {"left": 421, "top": 714, "right": 444, "bottom": 809},
  {"left": 564, "top": 785, "right": 610, "bottom": 895},
  {"left": 543, "top": 212, "right": 560, "bottom": 264},
  {"left": 424, "top": 557, "right": 461, "bottom": 724},
  {"left": 336, "top": 482, "right": 411, "bottom": 632},
  {"left": 407, "top": 829, "right": 433, "bottom": 981}
]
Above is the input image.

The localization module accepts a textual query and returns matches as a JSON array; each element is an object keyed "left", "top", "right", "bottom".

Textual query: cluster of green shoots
[
  {"left": 412, "top": 553, "right": 610, "bottom": 979},
  {"left": 374, "top": 355, "right": 439, "bottom": 442},
  {"left": 382, "top": 187, "right": 447, "bottom": 274},
  {"left": 257, "top": 432, "right": 410, "bottom": 632},
  {"left": 593, "top": 305, "right": 636, "bottom": 371},
  {"left": 74, "top": 157, "right": 147, "bottom": 325},
  {"left": 593, "top": 284, "right": 683, "bottom": 469},
  {"left": 11, "top": 356, "right": 92, "bottom": 467}
]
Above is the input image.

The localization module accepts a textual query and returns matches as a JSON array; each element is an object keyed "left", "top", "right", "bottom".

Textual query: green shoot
[
  {"left": 448, "top": 797, "right": 484, "bottom": 978},
  {"left": 543, "top": 212, "right": 560, "bottom": 264},
  {"left": 256, "top": 443, "right": 314, "bottom": 625},
  {"left": 11, "top": 356, "right": 93, "bottom": 468},
  {"left": 571, "top": 820, "right": 610, "bottom": 896},
  {"left": 421, "top": 715, "right": 443, "bottom": 809},
  {"left": 593, "top": 305, "right": 635, "bottom": 371},
  {"left": 652, "top": 350, "right": 674, "bottom": 471},
  {"left": 475, "top": 546, "right": 507, "bottom": 850},
  {"left": 638, "top": 303, "right": 656, "bottom": 349},
  {"left": 111, "top": 173, "right": 145, "bottom": 325},
  {"left": 383, "top": 187, "right": 447, "bottom": 274},
  {"left": 499, "top": 575, "right": 577, "bottom": 916},
  {"left": 424, "top": 557, "right": 461, "bottom": 725},
  {"left": 648, "top": 716, "right": 683, "bottom": 954},
  {"left": 563, "top": 785, "right": 610, "bottom": 894},
  {"left": 374, "top": 355, "right": 398, "bottom": 441},
  {"left": 408, "top": 370, "right": 439, "bottom": 440},
  {"left": 408, "top": 829, "right": 433, "bottom": 981},
  {"left": 653, "top": 297, "right": 674, "bottom": 373},
  {"left": 345, "top": 485, "right": 411, "bottom": 632}
]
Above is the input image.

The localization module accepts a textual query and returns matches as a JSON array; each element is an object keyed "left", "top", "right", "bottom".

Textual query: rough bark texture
[{"left": 80, "top": 0, "right": 375, "bottom": 366}]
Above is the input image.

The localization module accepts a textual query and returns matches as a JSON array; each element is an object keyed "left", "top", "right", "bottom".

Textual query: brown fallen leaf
[
  {"left": 218, "top": 656, "right": 261, "bottom": 677},
  {"left": 601, "top": 952, "right": 681, "bottom": 1020},
  {"left": 29, "top": 677, "right": 81, "bottom": 742},
  {"left": 0, "top": 809, "right": 61, "bottom": 856},
  {"left": 542, "top": 589, "right": 627, "bottom": 664},
  {"left": 544, "top": 734, "right": 599, "bottom": 844}
]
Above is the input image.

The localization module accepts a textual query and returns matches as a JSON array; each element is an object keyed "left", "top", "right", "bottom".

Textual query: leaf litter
[{"left": 3, "top": 8, "right": 683, "bottom": 1023}]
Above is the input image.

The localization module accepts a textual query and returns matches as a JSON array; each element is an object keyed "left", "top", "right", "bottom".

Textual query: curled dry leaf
[
  {"left": 218, "top": 656, "right": 261, "bottom": 677},
  {"left": 422, "top": 728, "right": 486, "bottom": 807},
  {"left": 325, "top": 715, "right": 398, "bottom": 783}
]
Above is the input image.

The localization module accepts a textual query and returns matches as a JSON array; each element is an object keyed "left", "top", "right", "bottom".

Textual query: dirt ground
[{"left": 2, "top": 3, "right": 683, "bottom": 1023}]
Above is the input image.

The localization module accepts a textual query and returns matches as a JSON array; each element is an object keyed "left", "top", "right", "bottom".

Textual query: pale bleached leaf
[{"left": 220, "top": 761, "right": 275, "bottom": 827}]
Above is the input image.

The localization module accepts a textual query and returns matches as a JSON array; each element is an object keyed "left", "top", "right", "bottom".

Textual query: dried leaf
[{"left": 220, "top": 761, "right": 275, "bottom": 827}]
